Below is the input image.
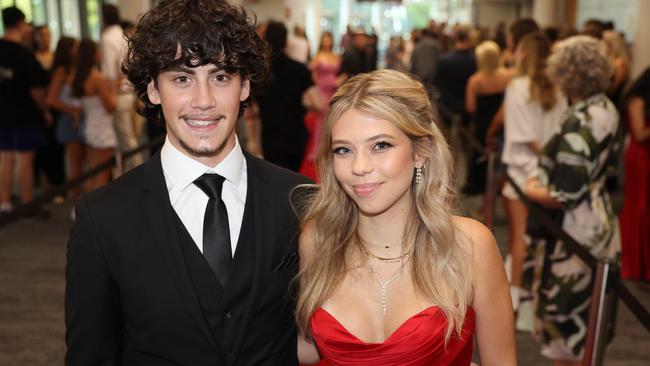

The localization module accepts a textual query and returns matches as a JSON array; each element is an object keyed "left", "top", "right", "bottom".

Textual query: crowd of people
[
  {"left": 0, "top": 5, "right": 144, "bottom": 219},
  {"left": 1, "top": 0, "right": 649, "bottom": 365}
]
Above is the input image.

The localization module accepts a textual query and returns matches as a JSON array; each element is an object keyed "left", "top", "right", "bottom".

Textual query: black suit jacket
[{"left": 65, "top": 152, "right": 310, "bottom": 365}]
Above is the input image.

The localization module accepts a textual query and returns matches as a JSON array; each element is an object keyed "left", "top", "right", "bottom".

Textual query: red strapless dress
[{"left": 310, "top": 306, "right": 475, "bottom": 365}]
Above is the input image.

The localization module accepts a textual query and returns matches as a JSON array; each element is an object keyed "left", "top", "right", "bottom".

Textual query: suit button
[
  {"left": 224, "top": 348, "right": 231, "bottom": 358},
  {"left": 224, "top": 311, "right": 232, "bottom": 320}
]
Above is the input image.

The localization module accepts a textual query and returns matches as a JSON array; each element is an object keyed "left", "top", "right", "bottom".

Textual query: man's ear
[
  {"left": 240, "top": 78, "right": 251, "bottom": 102},
  {"left": 147, "top": 80, "right": 161, "bottom": 105}
]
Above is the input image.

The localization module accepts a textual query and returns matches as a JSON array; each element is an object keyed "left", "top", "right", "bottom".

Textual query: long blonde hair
[
  {"left": 516, "top": 31, "right": 558, "bottom": 110},
  {"left": 295, "top": 70, "right": 473, "bottom": 341}
]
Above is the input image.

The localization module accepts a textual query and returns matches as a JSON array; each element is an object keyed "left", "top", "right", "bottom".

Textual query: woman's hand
[{"left": 525, "top": 177, "right": 563, "bottom": 209}]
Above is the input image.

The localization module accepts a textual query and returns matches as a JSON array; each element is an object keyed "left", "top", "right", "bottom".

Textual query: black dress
[{"left": 464, "top": 92, "right": 503, "bottom": 195}]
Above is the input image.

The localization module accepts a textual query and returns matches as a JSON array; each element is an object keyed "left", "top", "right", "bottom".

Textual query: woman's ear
[{"left": 414, "top": 136, "right": 433, "bottom": 167}]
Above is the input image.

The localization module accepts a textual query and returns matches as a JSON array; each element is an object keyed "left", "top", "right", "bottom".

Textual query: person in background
[
  {"left": 101, "top": 4, "right": 142, "bottom": 171},
  {"left": 47, "top": 36, "right": 84, "bottom": 204},
  {"left": 384, "top": 36, "right": 407, "bottom": 72},
  {"left": 410, "top": 28, "right": 440, "bottom": 99},
  {"left": 582, "top": 18, "right": 606, "bottom": 39},
  {"left": 524, "top": 35, "right": 620, "bottom": 366},
  {"left": 31, "top": 24, "right": 66, "bottom": 199},
  {"left": 33, "top": 25, "right": 53, "bottom": 70},
  {"left": 434, "top": 25, "right": 476, "bottom": 128},
  {"left": 365, "top": 33, "right": 378, "bottom": 72},
  {"left": 338, "top": 29, "right": 371, "bottom": 80},
  {"left": 620, "top": 67, "right": 650, "bottom": 283},
  {"left": 0, "top": 7, "right": 50, "bottom": 215},
  {"left": 299, "top": 31, "right": 341, "bottom": 181},
  {"left": 603, "top": 30, "right": 630, "bottom": 106},
  {"left": 257, "top": 20, "right": 313, "bottom": 172},
  {"left": 501, "top": 32, "right": 566, "bottom": 315},
  {"left": 72, "top": 39, "right": 117, "bottom": 191},
  {"left": 296, "top": 70, "right": 516, "bottom": 365},
  {"left": 287, "top": 25, "right": 310, "bottom": 64},
  {"left": 485, "top": 18, "right": 539, "bottom": 149},
  {"left": 464, "top": 40, "right": 512, "bottom": 197}
]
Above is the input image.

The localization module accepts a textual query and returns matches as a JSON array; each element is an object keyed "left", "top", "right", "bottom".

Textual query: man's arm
[{"left": 65, "top": 199, "right": 122, "bottom": 365}]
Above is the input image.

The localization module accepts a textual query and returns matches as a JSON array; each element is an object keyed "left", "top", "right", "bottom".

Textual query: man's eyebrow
[
  {"left": 163, "top": 65, "right": 224, "bottom": 75},
  {"left": 163, "top": 65, "right": 196, "bottom": 74}
]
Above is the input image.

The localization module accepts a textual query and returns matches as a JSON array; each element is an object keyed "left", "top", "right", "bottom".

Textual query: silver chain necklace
[{"left": 358, "top": 244, "right": 409, "bottom": 316}]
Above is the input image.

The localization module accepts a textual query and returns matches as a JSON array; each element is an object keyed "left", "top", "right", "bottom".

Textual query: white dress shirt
[{"left": 161, "top": 137, "right": 248, "bottom": 256}]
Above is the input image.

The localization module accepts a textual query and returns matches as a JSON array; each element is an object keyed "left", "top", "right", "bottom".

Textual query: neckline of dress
[{"left": 314, "top": 306, "right": 440, "bottom": 345}]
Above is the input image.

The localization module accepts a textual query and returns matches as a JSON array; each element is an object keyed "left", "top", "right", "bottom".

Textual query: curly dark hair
[{"left": 122, "top": 0, "right": 270, "bottom": 122}]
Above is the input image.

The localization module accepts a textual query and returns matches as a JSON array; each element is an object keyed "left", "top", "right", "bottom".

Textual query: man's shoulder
[
  {"left": 0, "top": 40, "right": 34, "bottom": 62},
  {"left": 247, "top": 155, "right": 312, "bottom": 189},
  {"left": 78, "top": 161, "right": 151, "bottom": 209}
]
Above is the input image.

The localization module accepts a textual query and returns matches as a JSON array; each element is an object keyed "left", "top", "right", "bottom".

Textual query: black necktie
[{"left": 194, "top": 173, "right": 232, "bottom": 286}]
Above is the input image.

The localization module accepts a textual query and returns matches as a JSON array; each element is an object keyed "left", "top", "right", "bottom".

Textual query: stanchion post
[
  {"left": 583, "top": 259, "right": 614, "bottom": 366},
  {"left": 114, "top": 150, "right": 124, "bottom": 179},
  {"left": 483, "top": 150, "right": 496, "bottom": 229}
]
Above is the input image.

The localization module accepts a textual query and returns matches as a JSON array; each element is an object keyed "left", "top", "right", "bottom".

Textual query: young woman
[
  {"left": 299, "top": 32, "right": 341, "bottom": 181},
  {"left": 72, "top": 39, "right": 117, "bottom": 191},
  {"left": 500, "top": 32, "right": 566, "bottom": 314},
  {"left": 296, "top": 70, "right": 516, "bottom": 365},
  {"left": 464, "top": 40, "right": 512, "bottom": 196},
  {"left": 47, "top": 36, "right": 84, "bottom": 202},
  {"left": 620, "top": 67, "right": 650, "bottom": 282},
  {"left": 33, "top": 25, "right": 53, "bottom": 70}
]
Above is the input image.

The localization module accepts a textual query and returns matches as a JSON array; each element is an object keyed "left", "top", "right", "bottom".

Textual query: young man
[
  {"left": 65, "top": 1, "right": 309, "bottom": 365},
  {"left": 0, "top": 7, "right": 50, "bottom": 214}
]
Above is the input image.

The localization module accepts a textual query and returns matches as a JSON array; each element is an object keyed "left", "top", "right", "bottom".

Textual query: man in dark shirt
[
  {"left": 339, "top": 30, "right": 371, "bottom": 79},
  {"left": 434, "top": 25, "right": 476, "bottom": 127},
  {"left": 410, "top": 28, "right": 441, "bottom": 98},
  {"left": 0, "top": 7, "right": 50, "bottom": 214},
  {"left": 257, "top": 21, "right": 313, "bottom": 171}
]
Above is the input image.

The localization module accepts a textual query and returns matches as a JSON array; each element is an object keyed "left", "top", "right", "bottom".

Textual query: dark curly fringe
[{"left": 122, "top": 0, "right": 270, "bottom": 124}]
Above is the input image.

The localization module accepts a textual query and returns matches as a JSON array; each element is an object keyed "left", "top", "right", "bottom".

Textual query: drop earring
[{"left": 415, "top": 166, "right": 423, "bottom": 185}]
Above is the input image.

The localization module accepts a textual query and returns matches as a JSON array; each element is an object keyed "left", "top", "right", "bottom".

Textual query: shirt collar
[{"left": 160, "top": 136, "right": 244, "bottom": 192}]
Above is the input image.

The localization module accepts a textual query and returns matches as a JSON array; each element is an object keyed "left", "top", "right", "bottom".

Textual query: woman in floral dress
[{"left": 523, "top": 36, "right": 621, "bottom": 366}]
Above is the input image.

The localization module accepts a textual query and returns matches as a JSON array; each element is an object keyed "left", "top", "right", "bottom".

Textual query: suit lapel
[
  {"left": 229, "top": 154, "right": 277, "bottom": 356},
  {"left": 138, "top": 153, "right": 219, "bottom": 349}
]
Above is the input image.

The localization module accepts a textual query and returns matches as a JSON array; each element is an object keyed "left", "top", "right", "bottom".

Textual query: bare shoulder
[
  {"left": 453, "top": 216, "right": 495, "bottom": 246},
  {"left": 452, "top": 216, "right": 500, "bottom": 263}
]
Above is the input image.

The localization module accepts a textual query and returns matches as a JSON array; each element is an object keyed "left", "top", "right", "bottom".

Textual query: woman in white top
[
  {"left": 501, "top": 32, "right": 566, "bottom": 312},
  {"left": 72, "top": 38, "right": 117, "bottom": 191}
]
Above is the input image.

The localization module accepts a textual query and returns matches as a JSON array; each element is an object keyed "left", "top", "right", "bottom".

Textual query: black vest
[{"left": 172, "top": 191, "right": 255, "bottom": 363}]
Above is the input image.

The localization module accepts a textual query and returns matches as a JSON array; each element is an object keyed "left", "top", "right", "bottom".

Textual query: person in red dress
[
  {"left": 294, "top": 70, "right": 516, "bottom": 365},
  {"left": 620, "top": 67, "right": 650, "bottom": 282}
]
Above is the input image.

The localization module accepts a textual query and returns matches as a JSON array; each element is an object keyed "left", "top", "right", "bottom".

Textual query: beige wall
[
  {"left": 631, "top": 0, "right": 650, "bottom": 80},
  {"left": 474, "top": 0, "right": 533, "bottom": 28},
  {"left": 116, "top": 0, "right": 150, "bottom": 23}
]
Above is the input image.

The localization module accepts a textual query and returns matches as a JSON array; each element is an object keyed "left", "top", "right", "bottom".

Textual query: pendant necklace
[{"left": 358, "top": 244, "right": 409, "bottom": 316}]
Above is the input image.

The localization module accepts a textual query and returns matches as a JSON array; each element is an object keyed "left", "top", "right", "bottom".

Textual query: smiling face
[
  {"left": 147, "top": 64, "right": 250, "bottom": 166},
  {"left": 331, "top": 109, "right": 422, "bottom": 218}
]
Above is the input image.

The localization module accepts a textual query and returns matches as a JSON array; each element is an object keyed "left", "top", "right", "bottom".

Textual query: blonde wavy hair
[
  {"left": 516, "top": 31, "right": 558, "bottom": 110},
  {"left": 295, "top": 69, "right": 473, "bottom": 341},
  {"left": 475, "top": 40, "right": 501, "bottom": 74}
]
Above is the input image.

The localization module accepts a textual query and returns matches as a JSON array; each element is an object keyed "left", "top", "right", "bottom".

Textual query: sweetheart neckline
[{"left": 313, "top": 306, "right": 441, "bottom": 345}]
